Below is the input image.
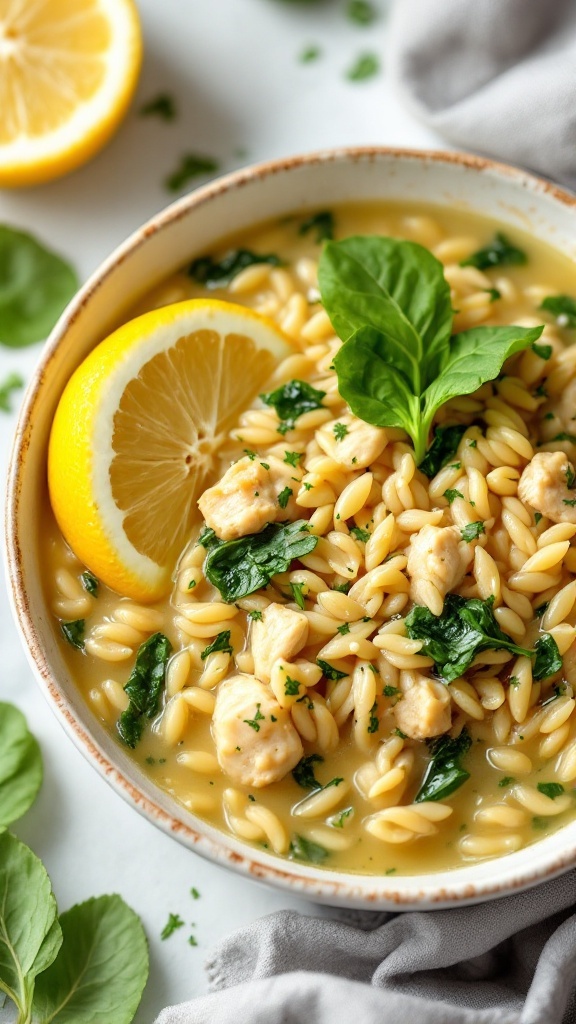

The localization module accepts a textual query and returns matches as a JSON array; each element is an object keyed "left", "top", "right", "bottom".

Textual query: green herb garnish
[
  {"left": 333, "top": 421, "right": 349, "bottom": 441},
  {"left": 204, "top": 520, "right": 318, "bottom": 602},
  {"left": 300, "top": 45, "right": 321, "bottom": 63},
  {"left": 299, "top": 211, "right": 334, "bottom": 242},
  {"left": 161, "top": 913, "right": 185, "bottom": 940},
  {"left": 537, "top": 782, "right": 565, "bottom": 799},
  {"left": 289, "top": 581, "right": 306, "bottom": 609},
  {"left": 201, "top": 630, "right": 233, "bottom": 660},
  {"left": 117, "top": 633, "right": 172, "bottom": 748},
  {"left": 278, "top": 486, "right": 293, "bottom": 509},
  {"left": 284, "top": 450, "right": 303, "bottom": 467},
  {"left": 460, "top": 233, "right": 527, "bottom": 270},
  {"left": 346, "top": 53, "right": 380, "bottom": 81},
  {"left": 533, "top": 633, "right": 562, "bottom": 681},
  {"left": 540, "top": 294, "right": 576, "bottom": 328},
  {"left": 289, "top": 834, "right": 329, "bottom": 864},
  {"left": 165, "top": 153, "right": 219, "bottom": 192},
  {"left": 419, "top": 425, "right": 467, "bottom": 477},
  {"left": 350, "top": 526, "right": 370, "bottom": 542},
  {"left": 284, "top": 676, "right": 301, "bottom": 696},
  {"left": 444, "top": 489, "right": 464, "bottom": 505},
  {"left": 261, "top": 379, "right": 326, "bottom": 433},
  {"left": 80, "top": 570, "right": 98, "bottom": 596},
  {"left": 243, "top": 703, "right": 265, "bottom": 732},
  {"left": 331, "top": 807, "right": 353, "bottom": 828},
  {"left": 337, "top": 622, "right": 350, "bottom": 635},
  {"left": 498, "top": 776, "right": 516, "bottom": 788},
  {"left": 292, "top": 754, "right": 324, "bottom": 789},
  {"left": 0, "top": 372, "right": 23, "bottom": 411},
  {"left": 317, "top": 659, "right": 348, "bottom": 681},
  {"left": 61, "top": 620, "right": 85, "bottom": 651},
  {"left": 0, "top": 226, "right": 79, "bottom": 347},
  {"left": 248, "top": 609, "right": 263, "bottom": 621},
  {"left": 460, "top": 521, "right": 485, "bottom": 542},
  {"left": 189, "top": 248, "right": 280, "bottom": 287},
  {"left": 347, "top": 0, "right": 377, "bottom": 24},
  {"left": 140, "top": 93, "right": 177, "bottom": 121},
  {"left": 367, "top": 702, "right": 379, "bottom": 733},
  {"left": 414, "top": 729, "right": 472, "bottom": 802}
]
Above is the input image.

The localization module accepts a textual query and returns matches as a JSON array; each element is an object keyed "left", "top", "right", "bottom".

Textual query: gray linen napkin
[
  {"left": 388, "top": 0, "right": 576, "bottom": 189},
  {"left": 155, "top": 6, "right": 576, "bottom": 1021},
  {"left": 155, "top": 871, "right": 576, "bottom": 1023}
]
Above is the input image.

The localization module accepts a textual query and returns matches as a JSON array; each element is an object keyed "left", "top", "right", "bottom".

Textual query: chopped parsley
[
  {"left": 350, "top": 526, "right": 370, "bottom": 543},
  {"left": 284, "top": 451, "right": 303, "bottom": 467},
  {"left": 284, "top": 676, "right": 301, "bottom": 696},
  {"left": 485, "top": 287, "right": 501, "bottom": 302},
  {"left": 395, "top": 728, "right": 408, "bottom": 739},
  {"left": 367, "top": 702, "right": 379, "bottom": 733},
  {"left": 317, "top": 658, "right": 348, "bottom": 681},
  {"left": 566, "top": 465, "right": 576, "bottom": 489},
  {"left": 161, "top": 913, "right": 185, "bottom": 940},
  {"left": 333, "top": 581, "right": 351, "bottom": 594},
  {"left": 248, "top": 609, "right": 263, "bottom": 621},
  {"left": 244, "top": 448, "right": 256, "bottom": 460},
  {"left": 534, "top": 512, "right": 543, "bottom": 525},
  {"left": 498, "top": 776, "right": 516, "bottom": 788},
  {"left": 460, "top": 521, "right": 485, "bottom": 542},
  {"left": 333, "top": 422, "right": 349, "bottom": 441},
  {"left": 346, "top": 52, "right": 380, "bottom": 81},
  {"left": 188, "top": 935, "right": 198, "bottom": 947},
  {"left": 201, "top": 630, "right": 233, "bottom": 660},
  {"left": 190, "top": 887, "right": 200, "bottom": 900},
  {"left": 552, "top": 432, "right": 576, "bottom": 444},
  {"left": 289, "top": 581, "right": 306, "bottom": 609},
  {"left": 165, "top": 153, "right": 219, "bottom": 192},
  {"left": 444, "top": 489, "right": 464, "bottom": 505},
  {"left": 383, "top": 685, "right": 401, "bottom": 698},
  {"left": 0, "top": 372, "right": 24, "bottom": 412},
  {"left": 337, "top": 622, "right": 350, "bottom": 635},
  {"left": 243, "top": 703, "right": 265, "bottom": 731},
  {"left": 563, "top": 498, "right": 576, "bottom": 507},
  {"left": 331, "top": 806, "right": 353, "bottom": 828},
  {"left": 187, "top": 579, "right": 197, "bottom": 590},
  {"left": 278, "top": 486, "right": 293, "bottom": 509},
  {"left": 140, "top": 93, "right": 177, "bottom": 121},
  {"left": 300, "top": 45, "right": 321, "bottom": 64}
]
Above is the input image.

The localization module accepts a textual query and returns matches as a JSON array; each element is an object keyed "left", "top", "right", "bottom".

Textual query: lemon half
[
  {"left": 0, "top": 0, "right": 142, "bottom": 187},
  {"left": 48, "top": 300, "right": 293, "bottom": 601}
]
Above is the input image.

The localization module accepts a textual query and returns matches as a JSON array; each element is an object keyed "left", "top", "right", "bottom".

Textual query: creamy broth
[{"left": 45, "top": 202, "right": 576, "bottom": 874}]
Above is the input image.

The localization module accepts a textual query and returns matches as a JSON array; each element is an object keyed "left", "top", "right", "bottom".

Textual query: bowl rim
[{"left": 7, "top": 144, "right": 576, "bottom": 910}]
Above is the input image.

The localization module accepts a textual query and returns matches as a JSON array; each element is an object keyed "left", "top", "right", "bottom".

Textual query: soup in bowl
[{"left": 8, "top": 148, "right": 576, "bottom": 908}]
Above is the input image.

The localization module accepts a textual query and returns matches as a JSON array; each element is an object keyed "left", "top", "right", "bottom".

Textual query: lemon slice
[
  {"left": 0, "top": 0, "right": 142, "bottom": 187},
  {"left": 48, "top": 300, "right": 293, "bottom": 601}
]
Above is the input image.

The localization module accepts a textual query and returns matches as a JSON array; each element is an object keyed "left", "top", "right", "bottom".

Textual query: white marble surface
[{"left": 0, "top": 2, "right": 444, "bottom": 1020}]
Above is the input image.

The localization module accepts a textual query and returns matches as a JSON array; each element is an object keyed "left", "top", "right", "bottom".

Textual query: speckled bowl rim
[{"left": 7, "top": 146, "right": 576, "bottom": 910}]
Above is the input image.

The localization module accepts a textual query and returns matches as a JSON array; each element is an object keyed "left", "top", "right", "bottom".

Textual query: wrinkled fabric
[
  {"left": 155, "top": 871, "right": 576, "bottom": 1023},
  {"left": 387, "top": 0, "right": 576, "bottom": 188},
  {"left": 156, "top": 6, "right": 576, "bottom": 1021}
]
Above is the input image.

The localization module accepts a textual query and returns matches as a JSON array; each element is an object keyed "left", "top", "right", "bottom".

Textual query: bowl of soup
[{"left": 8, "top": 147, "right": 576, "bottom": 909}]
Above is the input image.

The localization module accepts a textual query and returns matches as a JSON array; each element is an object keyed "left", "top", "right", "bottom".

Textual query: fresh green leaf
[
  {"left": 406, "top": 594, "right": 531, "bottom": 683},
  {"left": 300, "top": 45, "right": 321, "bottom": 63},
  {"left": 189, "top": 249, "right": 281, "bottom": 287},
  {"left": 292, "top": 753, "right": 324, "bottom": 789},
  {"left": 330, "top": 807, "right": 353, "bottom": 828},
  {"left": 284, "top": 450, "right": 303, "bottom": 467},
  {"left": 350, "top": 526, "right": 370, "bottom": 542},
  {"left": 278, "top": 485, "right": 293, "bottom": 509},
  {"left": 248, "top": 609, "right": 263, "bottom": 621},
  {"left": 61, "top": 620, "right": 85, "bottom": 651},
  {"left": 299, "top": 211, "right": 334, "bottom": 242},
  {"left": 0, "top": 225, "right": 79, "bottom": 348},
  {"left": 0, "top": 832, "right": 62, "bottom": 1018},
  {"left": 537, "top": 782, "right": 565, "bottom": 800},
  {"left": 320, "top": 236, "right": 542, "bottom": 463},
  {"left": 534, "top": 602, "right": 549, "bottom": 619},
  {"left": 80, "top": 571, "right": 98, "bottom": 596},
  {"left": 284, "top": 676, "right": 301, "bottom": 696},
  {"left": 188, "top": 934, "right": 198, "bottom": 947},
  {"left": 554, "top": 432, "right": 576, "bottom": 444},
  {"left": 346, "top": 53, "right": 380, "bottom": 81},
  {"left": 419, "top": 425, "right": 467, "bottom": 477},
  {"left": 198, "top": 526, "right": 219, "bottom": 550},
  {"left": 161, "top": 913, "right": 185, "bottom": 940},
  {"left": 566, "top": 465, "right": 576, "bottom": 489},
  {"left": 347, "top": 0, "right": 377, "bottom": 24},
  {"left": 367, "top": 702, "right": 379, "bottom": 733},
  {"left": 444, "top": 489, "right": 464, "bottom": 505},
  {"left": 317, "top": 659, "right": 348, "bottom": 681},
  {"left": 204, "top": 520, "right": 318, "bottom": 602},
  {"left": 33, "top": 895, "right": 148, "bottom": 1024},
  {"left": 117, "top": 633, "right": 172, "bottom": 748},
  {"left": 201, "top": 630, "right": 233, "bottom": 660},
  {"left": 140, "top": 93, "right": 177, "bottom": 121},
  {"left": 533, "top": 633, "right": 562, "bottom": 681},
  {"left": 460, "top": 233, "right": 527, "bottom": 270},
  {"left": 289, "top": 581, "right": 306, "bottom": 609},
  {"left": 165, "top": 154, "right": 219, "bottom": 192},
  {"left": 243, "top": 703, "right": 265, "bottom": 732},
  {"left": 333, "top": 421, "right": 348, "bottom": 441},
  {"left": 540, "top": 294, "right": 576, "bottom": 328},
  {"left": 0, "top": 372, "right": 23, "bottom": 412},
  {"left": 261, "top": 379, "right": 326, "bottom": 433},
  {"left": 383, "top": 685, "right": 401, "bottom": 698},
  {"left": 0, "top": 703, "right": 42, "bottom": 831},
  {"left": 289, "top": 834, "right": 329, "bottom": 863},
  {"left": 532, "top": 342, "right": 552, "bottom": 360},
  {"left": 337, "top": 622, "right": 350, "bottom": 635},
  {"left": 414, "top": 729, "right": 472, "bottom": 802},
  {"left": 485, "top": 288, "right": 501, "bottom": 302},
  {"left": 498, "top": 776, "right": 516, "bottom": 787},
  {"left": 190, "top": 887, "right": 200, "bottom": 900},
  {"left": 460, "top": 521, "right": 485, "bottom": 542}
]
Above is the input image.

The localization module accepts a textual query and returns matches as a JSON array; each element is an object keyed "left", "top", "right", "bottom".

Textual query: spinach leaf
[
  {"left": 292, "top": 753, "right": 324, "bottom": 789},
  {"left": 140, "top": 93, "right": 177, "bottom": 121},
  {"left": 540, "top": 294, "right": 576, "bottom": 328},
  {"left": 460, "top": 233, "right": 527, "bottom": 270},
  {"left": 533, "top": 633, "right": 562, "bottom": 681},
  {"left": 0, "top": 703, "right": 42, "bottom": 831},
  {"left": 537, "top": 782, "right": 565, "bottom": 800},
  {"left": 61, "top": 620, "right": 85, "bottom": 651},
  {"left": 80, "top": 570, "right": 98, "bottom": 596},
  {"left": 201, "top": 630, "right": 233, "bottom": 660},
  {"left": 317, "top": 658, "right": 348, "bottom": 681},
  {"left": 320, "top": 236, "right": 542, "bottom": 463},
  {"left": 0, "top": 226, "right": 78, "bottom": 348},
  {"left": 0, "top": 372, "right": 23, "bottom": 412},
  {"left": 532, "top": 342, "right": 552, "bottom": 360},
  {"left": 299, "top": 211, "right": 334, "bottom": 243},
  {"left": 165, "top": 153, "right": 219, "bottom": 192},
  {"left": 0, "top": 832, "right": 62, "bottom": 1019},
  {"left": 204, "top": 520, "right": 318, "bottom": 602},
  {"left": 419, "top": 424, "right": 467, "bottom": 477},
  {"left": 405, "top": 595, "right": 531, "bottom": 683},
  {"left": 261, "top": 379, "right": 326, "bottom": 433},
  {"left": 414, "top": 729, "right": 472, "bottom": 802},
  {"left": 289, "top": 834, "right": 329, "bottom": 863},
  {"left": 32, "top": 895, "right": 148, "bottom": 1024},
  {"left": 117, "top": 633, "right": 172, "bottom": 748},
  {"left": 189, "top": 249, "right": 281, "bottom": 287}
]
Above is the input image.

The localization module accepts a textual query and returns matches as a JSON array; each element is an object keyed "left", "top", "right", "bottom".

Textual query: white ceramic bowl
[{"left": 7, "top": 147, "right": 576, "bottom": 910}]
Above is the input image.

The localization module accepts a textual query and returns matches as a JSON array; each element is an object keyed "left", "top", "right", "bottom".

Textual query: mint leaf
[
  {"left": 0, "top": 703, "right": 42, "bottom": 831},
  {"left": 117, "top": 633, "right": 172, "bottom": 748},
  {"left": 189, "top": 249, "right": 281, "bottom": 287},
  {"left": 32, "top": 895, "right": 148, "bottom": 1024},
  {"left": 0, "top": 226, "right": 78, "bottom": 347},
  {"left": 460, "top": 233, "right": 527, "bottom": 270},
  {"left": 204, "top": 520, "right": 318, "bottom": 602}
]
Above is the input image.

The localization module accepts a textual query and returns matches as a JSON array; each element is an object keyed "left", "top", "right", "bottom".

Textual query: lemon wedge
[
  {"left": 0, "top": 0, "right": 142, "bottom": 187},
  {"left": 48, "top": 300, "right": 293, "bottom": 602}
]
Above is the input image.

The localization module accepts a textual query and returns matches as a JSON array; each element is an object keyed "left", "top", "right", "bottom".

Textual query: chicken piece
[
  {"left": 212, "top": 674, "right": 303, "bottom": 787},
  {"left": 316, "top": 413, "right": 388, "bottom": 470},
  {"left": 518, "top": 451, "right": 576, "bottom": 525},
  {"left": 251, "top": 602, "right": 309, "bottom": 683},
  {"left": 394, "top": 670, "right": 451, "bottom": 741},
  {"left": 198, "top": 455, "right": 303, "bottom": 541},
  {"left": 541, "top": 378, "right": 576, "bottom": 447},
  {"left": 406, "top": 524, "right": 471, "bottom": 611}
]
